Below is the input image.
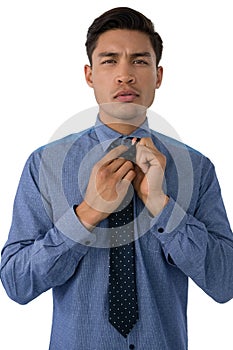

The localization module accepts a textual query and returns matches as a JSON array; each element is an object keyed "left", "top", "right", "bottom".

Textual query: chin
[{"left": 99, "top": 102, "right": 147, "bottom": 124}]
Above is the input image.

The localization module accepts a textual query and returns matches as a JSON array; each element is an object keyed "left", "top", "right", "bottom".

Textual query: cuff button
[{"left": 158, "top": 227, "right": 164, "bottom": 233}]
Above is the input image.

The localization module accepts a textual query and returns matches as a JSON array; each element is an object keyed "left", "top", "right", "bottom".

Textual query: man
[{"left": 1, "top": 7, "right": 233, "bottom": 350}]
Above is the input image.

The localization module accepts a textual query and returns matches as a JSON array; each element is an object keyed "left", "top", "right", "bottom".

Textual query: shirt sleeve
[
  {"left": 0, "top": 151, "right": 93, "bottom": 305},
  {"left": 149, "top": 158, "right": 233, "bottom": 303}
]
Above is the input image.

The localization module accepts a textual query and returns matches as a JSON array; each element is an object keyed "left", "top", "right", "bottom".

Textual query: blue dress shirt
[{"left": 1, "top": 117, "right": 233, "bottom": 350}]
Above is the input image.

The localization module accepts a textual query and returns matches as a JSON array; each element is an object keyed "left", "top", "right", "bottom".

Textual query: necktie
[{"left": 108, "top": 138, "right": 139, "bottom": 338}]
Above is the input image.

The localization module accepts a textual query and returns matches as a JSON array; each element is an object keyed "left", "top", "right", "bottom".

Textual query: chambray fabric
[{"left": 1, "top": 116, "right": 233, "bottom": 350}]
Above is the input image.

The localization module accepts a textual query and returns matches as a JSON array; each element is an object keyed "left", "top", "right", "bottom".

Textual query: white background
[{"left": 0, "top": 1, "right": 232, "bottom": 349}]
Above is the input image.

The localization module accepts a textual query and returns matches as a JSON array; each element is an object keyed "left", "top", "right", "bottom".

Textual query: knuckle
[
  {"left": 125, "top": 160, "right": 134, "bottom": 168},
  {"left": 97, "top": 166, "right": 110, "bottom": 180},
  {"left": 159, "top": 154, "right": 166, "bottom": 168}
]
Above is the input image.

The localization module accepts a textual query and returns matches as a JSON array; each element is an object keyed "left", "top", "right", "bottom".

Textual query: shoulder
[
  {"left": 38, "top": 127, "right": 94, "bottom": 152},
  {"left": 22, "top": 126, "right": 95, "bottom": 171},
  {"left": 150, "top": 129, "right": 214, "bottom": 171},
  {"left": 30, "top": 127, "right": 94, "bottom": 155}
]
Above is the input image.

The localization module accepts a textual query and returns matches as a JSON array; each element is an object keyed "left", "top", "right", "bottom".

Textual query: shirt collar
[{"left": 94, "top": 115, "right": 151, "bottom": 152}]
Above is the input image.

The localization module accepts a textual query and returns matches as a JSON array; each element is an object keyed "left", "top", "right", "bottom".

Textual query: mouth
[{"left": 114, "top": 90, "right": 139, "bottom": 103}]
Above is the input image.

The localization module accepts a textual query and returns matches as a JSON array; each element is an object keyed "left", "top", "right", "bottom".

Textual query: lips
[{"left": 114, "top": 90, "right": 139, "bottom": 102}]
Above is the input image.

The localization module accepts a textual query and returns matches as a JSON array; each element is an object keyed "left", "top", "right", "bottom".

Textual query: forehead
[{"left": 93, "top": 29, "right": 155, "bottom": 57}]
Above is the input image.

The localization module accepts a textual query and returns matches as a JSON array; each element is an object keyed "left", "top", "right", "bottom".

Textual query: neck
[
  {"left": 99, "top": 103, "right": 147, "bottom": 135},
  {"left": 103, "top": 121, "right": 140, "bottom": 135}
]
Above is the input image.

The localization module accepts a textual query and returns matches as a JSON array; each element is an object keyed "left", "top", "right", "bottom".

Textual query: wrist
[
  {"left": 75, "top": 201, "right": 106, "bottom": 231},
  {"left": 142, "top": 193, "right": 169, "bottom": 217}
]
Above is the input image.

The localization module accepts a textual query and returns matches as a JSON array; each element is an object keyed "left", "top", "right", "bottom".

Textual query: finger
[
  {"left": 107, "top": 157, "right": 129, "bottom": 172},
  {"left": 133, "top": 165, "right": 145, "bottom": 189},
  {"left": 117, "top": 170, "right": 136, "bottom": 197},
  {"left": 123, "top": 169, "right": 136, "bottom": 183},
  {"left": 115, "top": 160, "right": 135, "bottom": 179},
  {"left": 136, "top": 145, "right": 154, "bottom": 173},
  {"left": 99, "top": 145, "right": 128, "bottom": 166},
  {"left": 138, "top": 137, "right": 160, "bottom": 153},
  {"left": 138, "top": 137, "right": 154, "bottom": 147}
]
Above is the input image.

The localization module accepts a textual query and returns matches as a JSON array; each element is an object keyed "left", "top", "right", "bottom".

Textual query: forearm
[
  {"left": 142, "top": 192, "right": 169, "bottom": 217},
  {"left": 75, "top": 201, "right": 107, "bottom": 230},
  {"left": 150, "top": 197, "right": 233, "bottom": 303},
  {"left": 0, "top": 227, "right": 88, "bottom": 305}
]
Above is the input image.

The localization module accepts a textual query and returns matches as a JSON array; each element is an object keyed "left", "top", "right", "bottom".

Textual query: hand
[
  {"left": 133, "top": 137, "right": 169, "bottom": 216},
  {"left": 75, "top": 145, "right": 136, "bottom": 229}
]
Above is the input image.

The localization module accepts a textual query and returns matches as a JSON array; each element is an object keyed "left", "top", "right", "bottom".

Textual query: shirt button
[
  {"left": 85, "top": 240, "right": 91, "bottom": 245},
  {"left": 129, "top": 345, "right": 135, "bottom": 349},
  {"left": 158, "top": 227, "right": 164, "bottom": 233}
]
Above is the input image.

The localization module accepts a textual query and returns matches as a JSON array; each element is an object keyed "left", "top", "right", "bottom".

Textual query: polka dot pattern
[{"left": 108, "top": 198, "right": 138, "bottom": 338}]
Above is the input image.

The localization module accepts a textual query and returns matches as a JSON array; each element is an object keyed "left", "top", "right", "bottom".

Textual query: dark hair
[{"left": 85, "top": 7, "right": 163, "bottom": 67}]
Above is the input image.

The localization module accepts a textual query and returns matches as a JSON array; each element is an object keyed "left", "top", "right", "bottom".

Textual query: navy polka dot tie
[{"left": 108, "top": 138, "right": 139, "bottom": 338}]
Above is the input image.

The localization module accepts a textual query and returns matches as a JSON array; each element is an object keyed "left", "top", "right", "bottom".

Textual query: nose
[
  {"left": 115, "top": 63, "right": 136, "bottom": 85},
  {"left": 116, "top": 74, "right": 135, "bottom": 84}
]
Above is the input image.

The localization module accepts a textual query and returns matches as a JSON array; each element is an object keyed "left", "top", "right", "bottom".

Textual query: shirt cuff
[
  {"left": 141, "top": 197, "right": 188, "bottom": 244},
  {"left": 55, "top": 207, "right": 97, "bottom": 248}
]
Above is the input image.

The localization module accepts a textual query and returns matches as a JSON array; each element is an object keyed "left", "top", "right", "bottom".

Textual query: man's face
[{"left": 85, "top": 29, "right": 163, "bottom": 122}]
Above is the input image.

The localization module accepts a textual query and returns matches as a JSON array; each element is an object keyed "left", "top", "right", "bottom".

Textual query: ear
[
  {"left": 84, "top": 64, "right": 93, "bottom": 88},
  {"left": 155, "top": 66, "right": 163, "bottom": 89}
]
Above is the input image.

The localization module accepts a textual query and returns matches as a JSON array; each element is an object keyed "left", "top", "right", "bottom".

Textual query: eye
[
  {"left": 133, "top": 59, "right": 148, "bottom": 65},
  {"left": 101, "top": 59, "right": 117, "bottom": 65}
]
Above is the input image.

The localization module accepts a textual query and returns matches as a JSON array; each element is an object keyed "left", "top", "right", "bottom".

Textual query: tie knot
[
  {"left": 109, "top": 137, "right": 140, "bottom": 162},
  {"left": 109, "top": 136, "right": 134, "bottom": 148}
]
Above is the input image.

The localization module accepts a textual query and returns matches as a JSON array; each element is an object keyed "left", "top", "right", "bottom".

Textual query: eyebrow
[
  {"left": 131, "top": 52, "right": 152, "bottom": 58},
  {"left": 97, "top": 51, "right": 152, "bottom": 58}
]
